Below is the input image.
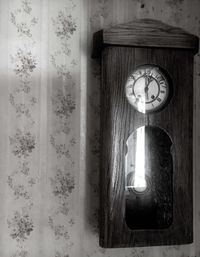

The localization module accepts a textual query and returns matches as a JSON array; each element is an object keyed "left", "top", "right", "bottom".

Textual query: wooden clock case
[{"left": 92, "top": 19, "right": 199, "bottom": 248}]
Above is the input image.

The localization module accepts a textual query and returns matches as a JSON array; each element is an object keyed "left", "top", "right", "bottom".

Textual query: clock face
[{"left": 125, "top": 65, "right": 170, "bottom": 113}]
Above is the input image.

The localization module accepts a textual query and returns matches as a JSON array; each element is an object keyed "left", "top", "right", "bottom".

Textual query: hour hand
[
  {"left": 144, "top": 76, "right": 150, "bottom": 99},
  {"left": 146, "top": 76, "right": 153, "bottom": 88}
]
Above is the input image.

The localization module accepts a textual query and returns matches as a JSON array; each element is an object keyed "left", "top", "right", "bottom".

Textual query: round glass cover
[{"left": 125, "top": 65, "right": 170, "bottom": 113}]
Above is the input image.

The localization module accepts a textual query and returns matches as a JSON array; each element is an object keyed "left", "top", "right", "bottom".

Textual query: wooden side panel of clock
[{"left": 100, "top": 46, "right": 193, "bottom": 247}]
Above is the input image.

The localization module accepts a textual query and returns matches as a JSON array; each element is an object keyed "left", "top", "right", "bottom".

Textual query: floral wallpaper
[
  {"left": 48, "top": 2, "right": 78, "bottom": 256},
  {"left": 8, "top": 1, "right": 38, "bottom": 257},
  {"left": 0, "top": 0, "right": 199, "bottom": 256},
  {"left": 0, "top": 0, "right": 79, "bottom": 256}
]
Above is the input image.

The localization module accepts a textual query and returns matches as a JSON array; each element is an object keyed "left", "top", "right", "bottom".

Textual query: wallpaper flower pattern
[
  {"left": 8, "top": 1, "right": 38, "bottom": 256},
  {"left": 48, "top": 1, "right": 78, "bottom": 257},
  {"left": 2, "top": 0, "right": 79, "bottom": 256},
  {"left": 0, "top": 0, "right": 199, "bottom": 256}
]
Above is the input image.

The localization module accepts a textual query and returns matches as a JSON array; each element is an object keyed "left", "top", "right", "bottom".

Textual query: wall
[
  {"left": 0, "top": 0, "right": 80, "bottom": 256},
  {"left": 0, "top": 0, "right": 199, "bottom": 257}
]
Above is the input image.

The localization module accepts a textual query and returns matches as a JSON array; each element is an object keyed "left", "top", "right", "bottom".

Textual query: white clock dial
[{"left": 125, "top": 65, "right": 170, "bottom": 113}]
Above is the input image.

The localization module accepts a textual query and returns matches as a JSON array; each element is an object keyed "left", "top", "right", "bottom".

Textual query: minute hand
[{"left": 144, "top": 76, "right": 153, "bottom": 100}]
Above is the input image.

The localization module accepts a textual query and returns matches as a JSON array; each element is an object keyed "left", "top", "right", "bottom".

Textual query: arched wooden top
[{"left": 92, "top": 19, "right": 199, "bottom": 58}]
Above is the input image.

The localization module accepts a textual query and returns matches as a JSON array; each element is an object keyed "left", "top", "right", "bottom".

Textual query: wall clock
[{"left": 92, "top": 19, "right": 199, "bottom": 248}]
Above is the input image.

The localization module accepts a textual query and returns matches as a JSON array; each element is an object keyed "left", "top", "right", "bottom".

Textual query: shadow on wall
[{"left": 85, "top": 56, "right": 101, "bottom": 237}]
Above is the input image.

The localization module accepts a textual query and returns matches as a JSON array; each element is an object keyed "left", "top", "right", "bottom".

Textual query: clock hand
[
  {"left": 144, "top": 76, "right": 150, "bottom": 100},
  {"left": 145, "top": 76, "right": 154, "bottom": 101}
]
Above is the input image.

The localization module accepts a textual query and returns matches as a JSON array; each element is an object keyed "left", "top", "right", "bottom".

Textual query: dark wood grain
[
  {"left": 99, "top": 46, "right": 194, "bottom": 248},
  {"left": 92, "top": 19, "right": 199, "bottom": 58}
]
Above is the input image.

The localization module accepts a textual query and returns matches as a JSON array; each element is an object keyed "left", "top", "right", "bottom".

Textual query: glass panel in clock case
[{"left": 125, "top": 126, "right": 173, "bottom": 230}]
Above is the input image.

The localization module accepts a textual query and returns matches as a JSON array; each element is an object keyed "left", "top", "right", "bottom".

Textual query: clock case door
[{"left": 92, "top": 19, "right": 199, "bottom": 248}]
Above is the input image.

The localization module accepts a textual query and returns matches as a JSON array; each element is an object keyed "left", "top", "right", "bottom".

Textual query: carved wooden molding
[{"left": 92, "top": 19, "right": 199, "bottom": 58}]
